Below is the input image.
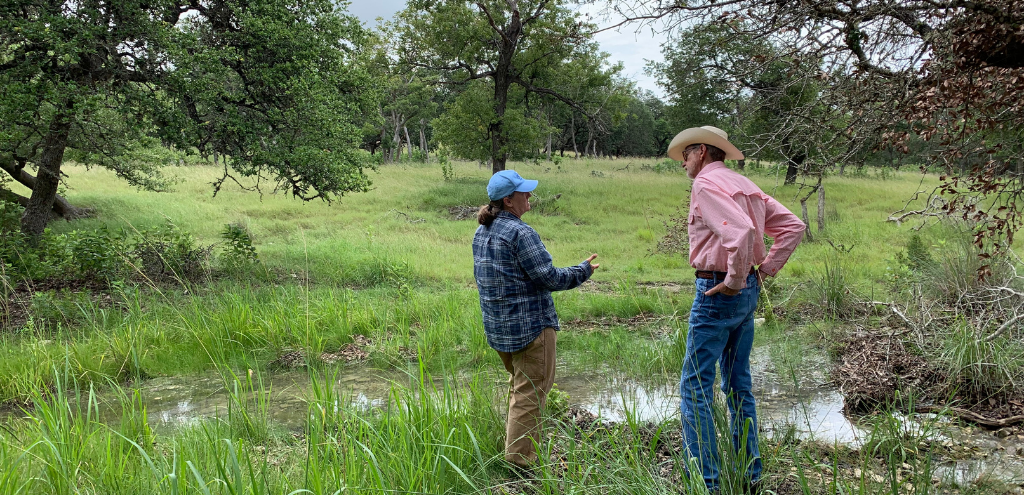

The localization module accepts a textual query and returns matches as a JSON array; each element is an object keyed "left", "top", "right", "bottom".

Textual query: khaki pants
[{"left": 497, "top": 327, "right": 556, "bottom": 467}]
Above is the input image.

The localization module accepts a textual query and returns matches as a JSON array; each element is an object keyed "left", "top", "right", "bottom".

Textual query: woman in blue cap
[{"left": 472, "top": 169, "right": 599, "bottom": 468}]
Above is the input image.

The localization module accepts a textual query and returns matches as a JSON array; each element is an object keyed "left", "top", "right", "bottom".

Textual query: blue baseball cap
[{"left": 486, "top": 170, "right": 538, "bottom": 201}]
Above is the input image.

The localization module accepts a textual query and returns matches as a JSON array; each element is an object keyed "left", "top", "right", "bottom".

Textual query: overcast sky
[{"left": 345, "top": 0, "right": 668, "bottom": 97}]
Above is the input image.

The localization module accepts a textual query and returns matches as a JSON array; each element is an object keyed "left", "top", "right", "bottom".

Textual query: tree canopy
[
  {"left": 0, "top": 0, "right": 377, "bottom": 238},
  {"left": 396, "top": 0, "right": 602, "bottom": 173}
]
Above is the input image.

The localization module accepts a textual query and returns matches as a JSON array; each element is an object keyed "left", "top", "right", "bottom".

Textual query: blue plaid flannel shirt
[{"left": 473, "top": 211, "right": 593, "bottom": 353}]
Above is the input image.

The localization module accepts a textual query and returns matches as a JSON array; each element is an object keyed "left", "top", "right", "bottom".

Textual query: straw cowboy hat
[{"left": 667, "top": 126, "right": 744, "bottom": 161}]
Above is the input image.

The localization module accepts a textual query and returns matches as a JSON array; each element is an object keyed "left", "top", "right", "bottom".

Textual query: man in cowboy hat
[{"left": 668, "top": 126, "right": 805, "bottom": 492}]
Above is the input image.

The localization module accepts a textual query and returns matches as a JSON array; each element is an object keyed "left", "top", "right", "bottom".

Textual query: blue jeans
[{"left": 681, "top": 272, "right": 761, "bottom": 490}]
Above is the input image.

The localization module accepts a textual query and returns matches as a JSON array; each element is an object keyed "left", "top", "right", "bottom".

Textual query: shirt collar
[
  {"left": 696, "top": 160, "right": 726, "bottom": 179},
  {"left": 498, "top": 210, "right": 522, "bottom": 222}
]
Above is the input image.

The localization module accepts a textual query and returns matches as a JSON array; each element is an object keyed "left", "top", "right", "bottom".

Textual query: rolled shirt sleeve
[{"left": 759, "top": 196, "right": 806, "bottom": 277}]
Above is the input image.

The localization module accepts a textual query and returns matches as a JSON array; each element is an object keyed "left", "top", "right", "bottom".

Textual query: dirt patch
[
  {"left": 270, "top": 334, "right": 373, "bottom": 369},
  {"left": 635, "top": 281, "right": 688, "bottom": 293}
]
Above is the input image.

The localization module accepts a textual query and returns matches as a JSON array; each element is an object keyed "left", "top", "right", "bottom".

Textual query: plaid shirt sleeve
[{"left": 516, "top": 227, "right": 593, "bottom": 291}]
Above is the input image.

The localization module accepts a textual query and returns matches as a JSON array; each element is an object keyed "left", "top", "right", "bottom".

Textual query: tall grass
[
  {"left": 0, "top": 364, "right": 1013, "bottom": 494},
  {"left": 937, "top": 320, "right": 1023, "bottom": 399},
  {"left": 811, "top": 252, "right": 850, "bottom": 319}
]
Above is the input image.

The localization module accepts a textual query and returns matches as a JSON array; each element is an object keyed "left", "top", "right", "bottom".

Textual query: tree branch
[{"left": 476, "top": 2, "right": 510, "bottom": 44}]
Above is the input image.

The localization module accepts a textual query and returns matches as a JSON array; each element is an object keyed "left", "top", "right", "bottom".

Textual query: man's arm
[{"left": 759, "top": 195, "right": 806, "bottom": 277}]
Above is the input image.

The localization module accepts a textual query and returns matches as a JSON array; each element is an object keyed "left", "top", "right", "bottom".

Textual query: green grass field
[{"left": 1, "top": 157, "right": 1020, "bottom": 494}]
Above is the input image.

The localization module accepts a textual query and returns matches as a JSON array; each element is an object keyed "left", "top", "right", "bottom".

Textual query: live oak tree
[
  {"left": 0, "top": 0, "right": 376, "bottom": 240},
  {"left": 397, "top": 0, "right": 598, "bottom": 173}
]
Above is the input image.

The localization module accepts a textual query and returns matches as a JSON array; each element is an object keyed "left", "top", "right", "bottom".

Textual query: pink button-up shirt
[{"left": 688, "top": 161, "right": 806, "bottom": 290}]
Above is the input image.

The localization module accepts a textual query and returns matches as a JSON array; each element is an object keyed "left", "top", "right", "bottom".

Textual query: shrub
[
  {"left": 220, "top": 223, "right": 259, "bottom": 271},
  {"left": 896, "top": 234, "right": 933, "bottom": 273},
  {"left": 408, "top": 149, "right": 428, "bottom": 163},
  {"left": 131, "top": 221, "right": 211, "bottom": 282},
  {"left": 66, "top": 227, "right": 130, "bottom": 282},
  {"left": 438, "top": 154, "right": 455, "bottom": 182},
  {"left": 652, "top": 208, "right": 689, "bottom": 255},
  {"left": 937, "top": 320, "right": 1021, "bottom": 400},
  {"left": 919, "top": 236, "right": 1007, "bottom": 304}
]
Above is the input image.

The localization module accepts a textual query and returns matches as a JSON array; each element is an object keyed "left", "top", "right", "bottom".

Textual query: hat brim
[
  {"left": 667, "top": 128, "right": 744, "bottom": 161},
  {"left": 515, "top": 179, "right": 538, "bottom": 193}
]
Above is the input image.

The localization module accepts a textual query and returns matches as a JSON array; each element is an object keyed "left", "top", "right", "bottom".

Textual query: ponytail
[{"left": 477, "top": 199, "right": 505, "bottom": 226}]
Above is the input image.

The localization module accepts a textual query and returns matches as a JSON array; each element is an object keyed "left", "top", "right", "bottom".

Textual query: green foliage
[
  {"left": 64, "top": 228, "right": 130, "bottom": 282},
  {"left": 899, "top": 234, "right": 934, "bottom": 273},
  {"left": 131, "top": 222, "right": 210, "bottom": 283},
  {"left": 220, "top": 223, "right": 260, "bottom": 271},
  {"left": 438, "top": 153, "right": 455, "bottom": 182},
  {"left": 400, "top": 0, "right": 602, "bottom": 167},
  {"left": 937, "top": 321, "right": 1021, "bottom": 400},
  {"left": 546, "top": 383, "right": 570, "bottom": 418},
  {"left": 432, "top": 82, "right": 551, "bottom": 162},
  {"left": 641, "top": 159, "right": 683, "bottom": 174},
  {"left": 1, "top": 0, "right": 378, "bottom": 238}
]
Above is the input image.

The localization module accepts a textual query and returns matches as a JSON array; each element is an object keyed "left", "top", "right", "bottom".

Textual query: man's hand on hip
[{"left": 704, "top": 281, "right": 740, "bottom": 297}]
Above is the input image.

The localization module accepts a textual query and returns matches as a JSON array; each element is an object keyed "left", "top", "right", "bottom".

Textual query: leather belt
[{"left": 695, "top": 266, "right": 756, "bottom": 280}]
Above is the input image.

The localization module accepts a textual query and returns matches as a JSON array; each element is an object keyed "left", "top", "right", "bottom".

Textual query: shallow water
[{"left": 3, "top": 344, "right": 1021, "bottom": 488}]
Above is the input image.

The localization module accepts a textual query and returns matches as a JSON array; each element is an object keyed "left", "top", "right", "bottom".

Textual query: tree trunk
[
  {"left": 570, "top": 114, "right": 579, "bottom": 158},
  {"left": 21, "top": 117, "right": 71, "bottom": 240},
  {"left": 390, "top": 113, "right": 402, "bottom": 163},
  {"left": 737, "top": 159, "right": 745, "bottom": 170},
  {"left": 403, "top": 125, "right": 413, "bottom": 159},
  {"left": 785, "top": 152, "right": 805, "bottom": 185},
  {"left": 488, "top": 9, "right": 523, "bottom": 174},
  {"left": 817, "top": 181, "right": 825, "bottom": 233},
  {"left": 0, "top": 156, "right": 82, "bottom": 219},
  {"left": 419, "top": 119, "right": 428, "bottom": 159},
  {"left": 800, "top": 198, "right": 813, "bottom": 242},
  {"left": 586, "top": 124, "right": 594, "bottom": 158},
  {"left": 546, "top": 132, "right": 552, "bottom": 161}
]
